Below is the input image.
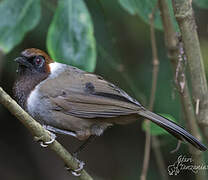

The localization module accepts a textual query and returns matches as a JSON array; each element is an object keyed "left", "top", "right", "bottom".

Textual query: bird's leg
[
  {"left": 36, "top": 124, "right": 77, "bottom": 147},
  {"left": 42, "top": 126, "right": 96, "bottom": 176},
  {"left": 73, "top": 135, "right": 96, "bottom": 157},
  {"left": 65, "top": 136, "right": 96, "bottom": 176},
  {"left": 44, "top": 125, "right": 95, "bottom": 176},
  {"left": 43, "top": 125, "right": 78, "bottom": 137},
  {"left": 43, "top": 125, "right": 96, "bottom": 155}
]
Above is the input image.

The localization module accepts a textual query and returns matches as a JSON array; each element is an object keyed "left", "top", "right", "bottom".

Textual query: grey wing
[{"left": 40, "top": 66, "right": 141, "bottom": 119}]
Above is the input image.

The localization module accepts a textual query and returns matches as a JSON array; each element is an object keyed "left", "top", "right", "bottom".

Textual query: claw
[
  {"left": 71, "top": 170, "right": 81, "bottom": 176},
  {"left": 40, "top": 141, "right": 49, "bottom": 148},
  {"left": 75, "top": 161, "right": 85, "bottom": 172},
  {"left": 35, "top": 131, "right": 56, "bottom": 148},
  {"left": 65, "top": 159, "right": 85, "bottom": 177}
]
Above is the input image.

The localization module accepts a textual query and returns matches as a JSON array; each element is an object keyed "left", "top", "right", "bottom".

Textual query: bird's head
[{"left": 15, "top": 48, "right": 53, "bottom": 76}]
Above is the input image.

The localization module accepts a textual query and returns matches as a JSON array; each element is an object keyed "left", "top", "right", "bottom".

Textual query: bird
[{"left": 13, "top": 48, "right": 207, "bottom": 152}]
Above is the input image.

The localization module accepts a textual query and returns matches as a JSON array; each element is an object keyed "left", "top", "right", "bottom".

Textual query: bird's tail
[{"left": 137, "top": 109, "right": 207, "bottom": 151}]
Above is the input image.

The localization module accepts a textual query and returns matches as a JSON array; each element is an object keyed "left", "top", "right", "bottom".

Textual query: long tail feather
[{"left": 138, "top": 109, "right": 207, "bottom": 151}]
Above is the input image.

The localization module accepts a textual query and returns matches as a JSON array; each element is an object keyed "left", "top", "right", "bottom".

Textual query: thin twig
[
  {"left": 0, "top": 87, "right": 93, "bottom": 180},
  {"left": 148, "top": 4, "right": 169, "bottom": 180},
  {"left": 140, "top": 124, "right": 151, "bottom": 180},
  {"left": 152, "top": 136, "right": 169, "bottom": 180},
  {"left": 158, "top": 0, "right": 206, "bottom": 180},
  {"left": 140, "top": 10, "right": 159, "bottom": 180},
  {"left": 149, "top": 13, "right": 159, "bottom": 110}
]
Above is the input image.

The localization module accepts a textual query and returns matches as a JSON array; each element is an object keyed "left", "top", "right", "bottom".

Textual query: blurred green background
[{"left": 0, "top": 0, "right": 208, "bottom": 179}]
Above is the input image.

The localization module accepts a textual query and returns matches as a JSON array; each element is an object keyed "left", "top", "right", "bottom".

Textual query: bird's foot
[
  {"left": 65, "top": 158, "right": 85, "bottom": 177},
  {"left": 40, "top": 132, "right": 56, "bottom": 147},
  {"left": 34, "top": 129, "right": 56, "bottom": 148}
]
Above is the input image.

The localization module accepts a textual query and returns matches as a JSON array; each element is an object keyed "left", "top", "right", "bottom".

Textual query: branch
[
  {"left": 172, "top": 0, "right": 208, "bottom": 140},
  {"left": 158, "top": 0, "right": 206, "bottom": 180},
  {"left": 0, "top": 87, "right": 93, "bottom": 180}
]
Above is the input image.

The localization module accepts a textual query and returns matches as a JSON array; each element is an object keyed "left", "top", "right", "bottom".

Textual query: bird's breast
[{"left": 26, "top": 82, "right": 53, "bottom": 124}]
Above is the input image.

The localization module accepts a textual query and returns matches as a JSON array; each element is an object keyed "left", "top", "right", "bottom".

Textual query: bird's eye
[{"left": 34, "top": 56, "right": 45, "bottom": 67}]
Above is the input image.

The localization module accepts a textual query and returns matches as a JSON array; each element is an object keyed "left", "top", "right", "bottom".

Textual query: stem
[
  {"left": 140, "top": 125, "right": 151, "bottom": 180},
  {"left": 140, "top": 11, "right": 160, "bottom": 180},
  {"left": 0, "top": 87, "right": 93, "bottom": 180},
  {"left": 152, "top": 136, "right": 169, "bottom": 180},
  {"left": 159, "top": 0, "right": 206, "bottom": 180}
]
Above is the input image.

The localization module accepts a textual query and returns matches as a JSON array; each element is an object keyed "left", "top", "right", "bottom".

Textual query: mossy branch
[{"left": 0, "top": 87, "right": 93, "bottom": 180}]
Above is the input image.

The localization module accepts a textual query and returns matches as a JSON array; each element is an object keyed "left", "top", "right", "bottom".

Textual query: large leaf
[
  {"left": 0, "top": 0, "right": 41, "bottom": 53},
  {"left": 47, "top": 0, "right": 96, "bottom": 72},
  {"left": 118, "top": 0, "right": 178, "bottom": 31},
  {"left": 142, "top": 113, "right": 177, "bottom": 136},
  {"left": 193, "top": 0, "right": 208, "bottom": 9}
]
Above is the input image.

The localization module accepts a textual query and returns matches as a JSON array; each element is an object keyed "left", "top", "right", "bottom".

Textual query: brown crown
[{"left": 21, "top": 48, "right": 54, "bottom": 64}]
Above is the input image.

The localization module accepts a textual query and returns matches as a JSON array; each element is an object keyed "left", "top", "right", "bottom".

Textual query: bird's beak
[{"left": 14, "top": 57, "right": 32, "bottom": 68}]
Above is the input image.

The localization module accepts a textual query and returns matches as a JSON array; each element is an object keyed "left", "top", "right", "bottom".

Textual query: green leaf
[
  {"left": 0, "top": 0, "right": 41, "bottom": 53},
  {"left": 142, "top": 113, "right": 177, "bottom": 136},
  {"left": 118, "top": 0, "right": 179, "bottom": 31},
  {"left": 47, "top": 0, "right": 96, "bottom": 72},
  {"left": 193, "top": 0, "right": 208, "bottom": 9}
]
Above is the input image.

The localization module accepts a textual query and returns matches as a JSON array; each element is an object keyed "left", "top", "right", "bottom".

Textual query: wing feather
[{"left": 40, "top": 66, "right": 141, "bottom": 119}]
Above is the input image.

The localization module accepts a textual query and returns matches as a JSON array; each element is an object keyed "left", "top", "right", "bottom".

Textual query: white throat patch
[{"left": 49, "top": 62, "right": 65, "bottom": 79}]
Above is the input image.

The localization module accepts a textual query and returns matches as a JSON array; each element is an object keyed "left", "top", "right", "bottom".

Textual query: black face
[{"left": 15, "top": 55, "right": 46, "bottom": 75}]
